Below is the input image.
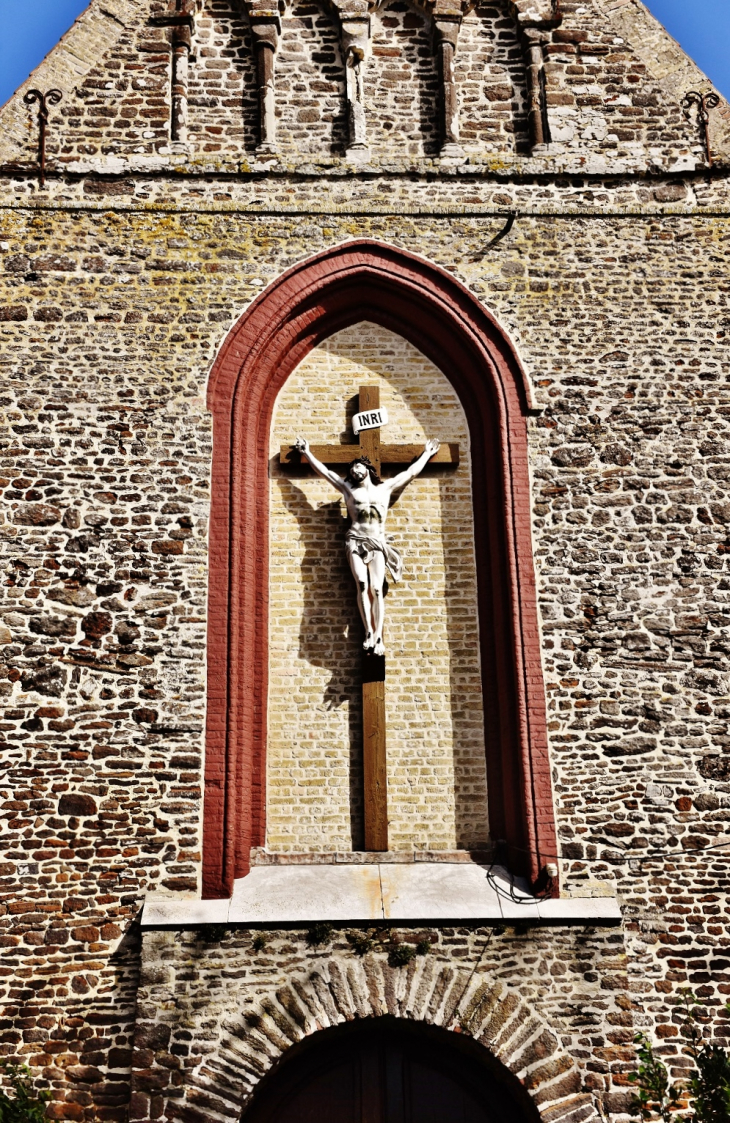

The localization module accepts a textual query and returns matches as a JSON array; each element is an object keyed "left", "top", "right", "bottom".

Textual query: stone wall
[
  {"left": 1, "top": 192, "right": 729, "bottom": 1119},
  {"left": 2, "top": 0, "right": 729, "bottom": 172},
  {"left": 187, "top": 1, "right": 258, "bottom": 155},
  {"left": 130, "top": 922, "right": 630, "bottom": 1122},
  {"left": 365, "top": 1, "right": 439, "bottom": 159},
  {"left": 268, "top": 323, "right": 488, "bottom": 853},
  {"left": 455, "top": 2, "right": 529, "bottom": 156},
  {"left": 58, "top": 19, "right": 173, "bottom": 161},
  {"left": 276, "top": 0, "right": 347, "bottom": 157},
  {"left": 0, "top": 0, "right": 729, "bottom": 1113}
]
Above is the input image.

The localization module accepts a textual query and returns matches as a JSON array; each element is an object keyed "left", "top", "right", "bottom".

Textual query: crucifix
[{"left": 280, "top": 386, "right": 459, "bottom": 851}]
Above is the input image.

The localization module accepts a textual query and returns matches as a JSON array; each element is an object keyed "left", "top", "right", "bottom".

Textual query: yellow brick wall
[{"left": 268, "top": 322, "right": 489, "bottom": 852}]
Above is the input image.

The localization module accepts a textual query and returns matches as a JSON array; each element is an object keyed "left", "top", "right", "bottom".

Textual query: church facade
[{"left": 1, "top": 0, "right": 729, "bottom": 1119}]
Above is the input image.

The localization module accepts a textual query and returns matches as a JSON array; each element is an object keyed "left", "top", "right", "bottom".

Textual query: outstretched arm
[
  {"left": 387, "top": 439, "right": 440, "bottom": 494},
  {"left": 295, "top": 437, "right": 350, "bottom": 495}
]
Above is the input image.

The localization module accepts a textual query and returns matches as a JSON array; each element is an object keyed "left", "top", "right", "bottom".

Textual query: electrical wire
[
  {"left": 480, "top": 834, "right": 730, "bottom": 906},
  {"left": 484, "top": 842, "right": 555, "bottom": 905},
  {"left": 485, "top": 861, "right": 555, "bottom": 904}
]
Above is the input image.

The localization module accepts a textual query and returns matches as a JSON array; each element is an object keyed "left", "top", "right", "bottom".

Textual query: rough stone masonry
[{"left": 0, "top": 0, "right": 730, "bottom": 1120}]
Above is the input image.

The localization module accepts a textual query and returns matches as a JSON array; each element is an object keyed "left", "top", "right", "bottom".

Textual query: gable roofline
[
  {"left": 0, "top": 0, "right": 149, "bottom": 165},
  {"left": 596, "top": 0, "right": 730, "bottom": 156},
  {"left": 0, "top": 0, "right": 729, "bottom": 172}
]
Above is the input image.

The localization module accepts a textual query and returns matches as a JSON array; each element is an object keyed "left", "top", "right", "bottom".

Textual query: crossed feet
[{"left": 363, "top": 634, "right": 385, "bottom": 657}]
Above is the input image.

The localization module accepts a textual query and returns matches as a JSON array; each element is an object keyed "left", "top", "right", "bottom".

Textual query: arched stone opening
[
  {"left": 203, "top": 239, "right": 557, "bottom": 897},
  {"left": 148, "top": 956, "right": 597, "bottom": 1122}
]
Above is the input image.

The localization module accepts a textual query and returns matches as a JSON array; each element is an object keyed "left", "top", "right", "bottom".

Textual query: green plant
[
  {"left": 252, "top": 933, "right": 267, "bottom": 952},
  {"left": 306, "top": 923, "right": 334, "bottom": 947},
  {"left": 628, "top": 994, "right": 730, "bottom": 1123},
  {"left": 628, "top": 1034, "right": 683, "bottom": 1122},
  {"left": 0, "top": 1061, "right": 51, "bottom": 1123},
  {"left": 387, "top": 943, "right": 416, "bottom": 968},
  {"left": 677, "top": 992, "right": 730, "bottom": 1123},
  {"left": 197, "top": 924, "right": 231, "bottom": 943},
  {"left": 690, "top": 1044, "right": 730, "bottom": 1123},
  {"left": 347, "top": 931, "right": 376, "bottom": 956},
  {"left": 345, "top": 929, "right": 432, "bottom": 966}
]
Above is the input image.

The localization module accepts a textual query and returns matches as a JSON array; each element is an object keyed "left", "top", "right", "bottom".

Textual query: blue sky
[{"left": 1, "top": 0, "right": 729, "bottom": 109}]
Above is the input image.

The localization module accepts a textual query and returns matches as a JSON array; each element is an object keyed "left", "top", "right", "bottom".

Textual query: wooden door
[{"left": 242, "top": 1021, "right": 537, "bottom": 1123}]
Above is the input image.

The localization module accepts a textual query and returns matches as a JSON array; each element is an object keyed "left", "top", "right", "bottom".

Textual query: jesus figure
[{"left": 295, "top": 436, "right": 440, "bottom": 656}]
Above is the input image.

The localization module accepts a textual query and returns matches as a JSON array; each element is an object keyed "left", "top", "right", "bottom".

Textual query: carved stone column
[
  {"left": 507, "top": 0, "right": 561, "bottom": 152},
  {"left": 522, "top": 27, "right": 550, "bottom": 149},
  {"left": 150, "top": 0, "right": 197, "bottom": 148},
  {"left": 249, "top": 9, "right": 281, "bottom": 155},
  {"left": 433, "top": 13, "right": 463, "bottom": 158},
  {"left": 171, "top": 25, "right": 191, "bottom": 143},
  {"left": 340, "top": 15, "right": 371, "bottom": 158}
]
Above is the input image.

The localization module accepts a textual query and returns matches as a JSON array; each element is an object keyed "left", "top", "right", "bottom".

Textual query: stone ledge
[
  {"left": 250, "top": 848, "right": 493, "bottom": 864},
  {"left": 141, "top": 863, "right": 622, "bottom": 927}
]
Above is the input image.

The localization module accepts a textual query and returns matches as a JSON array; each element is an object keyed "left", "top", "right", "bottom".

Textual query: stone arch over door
[
  {"left": 150, "top": 958, "right": 597, "bottom": 1122},
  {"left": 203, "top": 239, "right": 557, "bottom": 898}
]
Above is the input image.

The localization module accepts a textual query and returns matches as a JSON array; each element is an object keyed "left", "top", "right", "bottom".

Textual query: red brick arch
[{"left": 203, "top": 239, "right": 557, "bottom": 898}]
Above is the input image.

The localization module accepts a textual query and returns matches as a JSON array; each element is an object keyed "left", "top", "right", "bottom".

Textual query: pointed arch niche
[{"left": 203, "top": 240, "right": 557, "bottom": 898}]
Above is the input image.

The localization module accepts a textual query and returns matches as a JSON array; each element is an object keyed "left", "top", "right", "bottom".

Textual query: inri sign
[{"left": 352, "top": 406, "right": 389, "bottom": 435}]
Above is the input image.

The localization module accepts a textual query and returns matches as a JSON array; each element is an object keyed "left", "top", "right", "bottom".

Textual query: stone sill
[
  {"left": 141, "top": 863, "right": 622, "bottom": 928},
  {"left": 250, "top": 848, "right": 493, "bottom": 865}
]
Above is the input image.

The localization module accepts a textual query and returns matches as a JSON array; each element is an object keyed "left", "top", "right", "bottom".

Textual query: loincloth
[{"left": 345, "top": 530, "right": 403, "bottom": 583}]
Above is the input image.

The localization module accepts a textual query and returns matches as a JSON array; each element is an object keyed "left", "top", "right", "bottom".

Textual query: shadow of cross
[{"left": 279, "top": 385, "right": 460, "bottom": 853}]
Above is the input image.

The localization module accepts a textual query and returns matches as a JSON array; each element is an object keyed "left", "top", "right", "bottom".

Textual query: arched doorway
[{"left": 241, "top": 1019, "right": 541, "bottom": 1123}]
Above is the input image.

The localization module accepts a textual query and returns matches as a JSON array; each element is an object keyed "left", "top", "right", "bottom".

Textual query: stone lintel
[{"left": 250, "top": 848, "right": 493, "bottom": 864}]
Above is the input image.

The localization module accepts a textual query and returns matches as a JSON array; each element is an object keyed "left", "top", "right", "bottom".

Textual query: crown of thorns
[{"left": 345, "top": 455, "right": 382, "bottom": 484}]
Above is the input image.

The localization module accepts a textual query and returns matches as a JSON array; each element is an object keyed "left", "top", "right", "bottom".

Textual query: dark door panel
[{"left": 243, "top": 1019, "right": 537, "bottom": 1123}]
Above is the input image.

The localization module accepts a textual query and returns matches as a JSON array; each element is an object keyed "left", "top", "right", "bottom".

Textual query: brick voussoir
[
  {"left": 508, "top": 1027, "right": 562, "bottom": 1076},
  {"left": 538, "top": 1096, "right": 599, "bottom": 1123},
  {"left": 493, "top": 1015, "right": 545, "bottom": 1068},
  {"left": 532, "top": 1069, "right": 583, "bottom": 1109},
  {"left": 477, "top": 992, "right": 522, "bottom": 1046},
  {"left": 522, "top": 1053, "right": 578, "bottom": 1092}
]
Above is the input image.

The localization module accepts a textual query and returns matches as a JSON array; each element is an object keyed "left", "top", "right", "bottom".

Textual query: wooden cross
[{"left": 280, "top": 386, "right": 459, "bottom": 851}]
